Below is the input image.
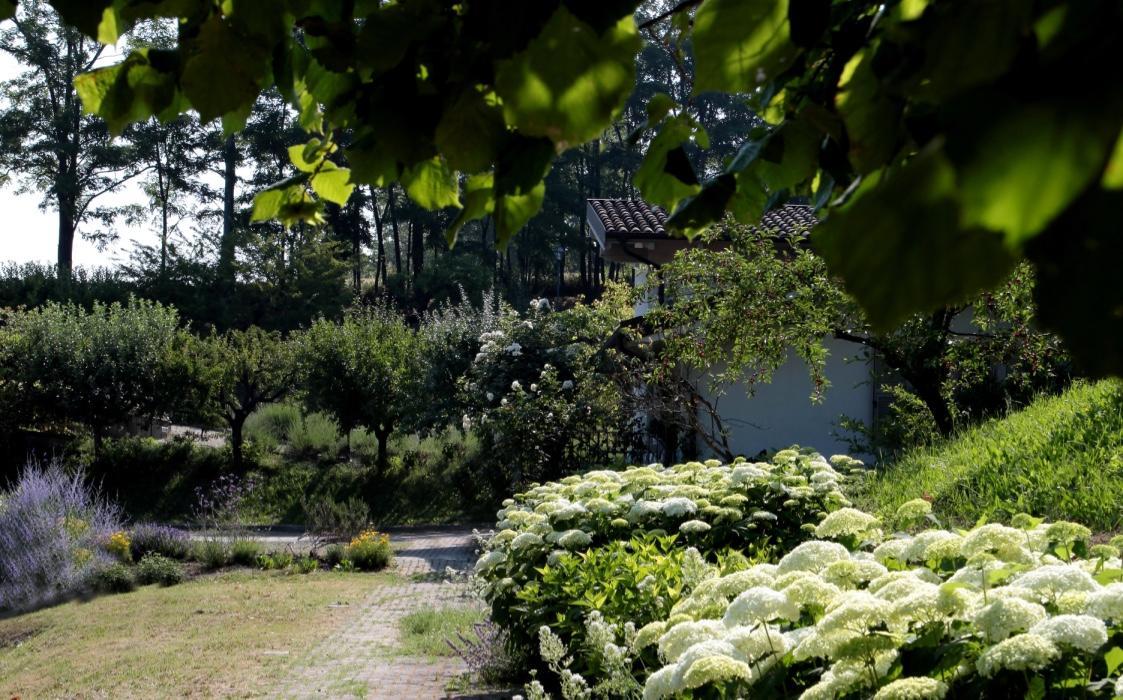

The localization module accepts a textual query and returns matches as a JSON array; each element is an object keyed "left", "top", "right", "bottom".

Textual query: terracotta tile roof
[{"left": 587, "top": 198, "right": 818, "bottom": 239}]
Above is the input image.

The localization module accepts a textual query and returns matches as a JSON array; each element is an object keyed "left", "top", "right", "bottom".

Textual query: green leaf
[
  {"left": 836, "top": 49, "right": 899, "bottom": 175},
  {"left": 813, "top": 146, "right": 1017, "bottom": 330},
  {"left": 180, "top": 15, "right": 271, "bottom": 122},
  {"left": 289, "top": 144, "right": 323, "bottom": 174},
  {"left": 666, "top": 174, "right": 736, "bottom": 238},
  {"left": 0, "top": 0, "right": 15, "bottom": 21},
  {"left": 692, "top": 0, "right": 797, "bottom": 94},
  {"left": 949, "top": 96, "right": 1122, "bottom": 247},
  {"left": 495, "top": 182, "right": 546, "bottom": 249},
  {"left": 74, "top": 49, "right": 184, "bottom": 134},
  {"left": 634, "top": 114, "right": 703, "bottom": 213},
  {"left": 1104, "top": 646, "right": 1123, "bottom": 675},
  {"left": 447, "top": 173, "right": 495, "bottom": 247},
  {"left": 311, "top": 167, "right": 355, "bottom": 206},
  {"left": 346, "top": 137, "right": 399, "bottom": 187},
  {"left": 251, "top": 174, "right": 317, "bottom": 226},
  {"left": 645, "top": 92, "right": 676, "bottom": 126},
  {"left": 1100, "top": 128, "right": 1123, "bottom": 190},
  {"left": 1024, "top": 676, "right": 1045, "bottom": 700},
  {"left": 435, "top": 89, "right": 505, "bottom": 173},
  {"left": 495, "top": 7, "right": 640, "bottom": 148},
  {"left": 46, "top": 0, "right": 114, "bottom": 38},
  {"left": 754, "top": 117, "right": 820, "bottom": 191},
  {"left": 1025, "top": 189, "right": 1123, "bottom": 377},
  {"left": 402, "top": 157, "right": 460, "bottom": 210}
]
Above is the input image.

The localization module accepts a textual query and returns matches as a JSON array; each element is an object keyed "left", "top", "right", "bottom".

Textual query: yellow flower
[{"left": 105, "top": 531, "right": 132, "bottom": 561}]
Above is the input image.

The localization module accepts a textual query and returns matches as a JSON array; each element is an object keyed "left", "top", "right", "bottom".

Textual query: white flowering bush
[
  {"left": 477, "top": 448, "right": 862, "bottom": 652},
  {"left": 458, "top": 290, "right": 642, "bottom": 499},
  {"left": 630, "top": 510, "right": 1123, "bottom": 699}
]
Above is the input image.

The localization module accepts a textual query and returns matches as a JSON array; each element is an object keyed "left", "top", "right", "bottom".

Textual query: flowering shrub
[
  {"left": 129, "top": 523, "right": 191, "bottom": 560},
  {"left": 105, "top": 530, "right": 132, "bottom": 562},
  {"left": 459, "top": 292, "right": 642, "bottom": 498},
  {"left": 347, "top": 529, "right": 393, "bottom": 571},
  {"left": 626, "top": 511, "right": 1123, "bottom": 699},
  {"left": 0, "top": 462, "right": 122, "bottom": 611},
  {"left": 476, "top": 449, "right": 860, "bottom": 650}
]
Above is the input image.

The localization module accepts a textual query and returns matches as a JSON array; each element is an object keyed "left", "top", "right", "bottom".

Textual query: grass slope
[
  {"left": 859, "top": 380, "right": 1123, "bottom": 532},
  {"left": 0, "top": 570, "right": 389, "bottom": 698}
]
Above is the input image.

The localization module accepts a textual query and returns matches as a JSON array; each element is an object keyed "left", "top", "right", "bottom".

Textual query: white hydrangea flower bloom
[
  {"left": 1087, "top": 582, "right": 1123, "bottom": 621},
  {"left": 557, "top": 529, "right": 592, "bottom": 549},
  {"left": 660, "top": 497, "right": 697, "bottom": 518},
  {"left": 724, "top": 623, "right": 789, "bottom": 661},
  {"left": 677, "top": 649, "right": 751, "bottom": 692},
  {"left": 510, "top": 379, "right": 522, "bottom": 391},
  {"left": 777, "top": 540, "right": 851, "bottom": 574},
  {"left": 814, "top": 507, "right": 880, "bottom": 540},
  {"left": 723, "top": 587, "right": 799, "bottom": 627},
  {"left": 1012, "top": 564, "right": 1100, "bottom": 601},
  {"left": 1029, "top": 614, "right": 1108, "bottom": 653},
  {"left": 657, "top": 620, "right": 725, "bottom": 663},
  {"left": 510, "top": 532, "right": 543, "bottom": 550},
  {"left": 976, "top": 633, "right": 1060, "bottom": 676},
  {"left": 872, "top": 677, "right": 948, "bottom": 700},
  {"left": 474, "top": 550, "right": 506, "bottom": 572},
  {"left": 973, "top": 597, "right": 1047, "bottom": 641},
  {"left": 1114, "top": 675, "right": 1123, "bottom": 700},
  {"left": 873, "top": 538, "right": 913, "bottom": 564},
  {"left": 561, "top": 380, "right": 574, "bottom": 390},
  {"left": 679, "top": 519, "right": 711, "bottom": 534},
  {"left": 904, "top": 530, "right": 963, "bottom": 562},
  {"left": 642, "top": 664, "right": 678, "bottom": 700}
]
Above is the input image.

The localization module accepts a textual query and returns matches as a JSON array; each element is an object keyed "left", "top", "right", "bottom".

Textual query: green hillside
[{"left": 859, "top": 380, "right": 1123, "bottom": 532}]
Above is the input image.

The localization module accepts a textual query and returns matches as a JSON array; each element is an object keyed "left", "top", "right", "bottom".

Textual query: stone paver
[{"left": 276, "top": 527, "right": 497, "bottom": 700}]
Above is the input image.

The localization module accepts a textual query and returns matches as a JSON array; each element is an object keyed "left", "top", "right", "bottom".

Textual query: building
[{"left": 587, "top": 198, "right": 877, "bottom": 459}]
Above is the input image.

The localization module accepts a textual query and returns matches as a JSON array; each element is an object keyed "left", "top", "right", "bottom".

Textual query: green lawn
[
  {"left": 397, "top": 606, "right": 485, "bottom": 659},
  {"left": 858, "top": 379, "right": 1123, "bottom": 532},
  {"left": 0, "top": 570, "right": 391, "bottom": 698}
]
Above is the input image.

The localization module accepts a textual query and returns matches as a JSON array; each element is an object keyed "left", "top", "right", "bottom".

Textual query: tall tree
[{"left": 0, "top": 0, "right": 137, "bottom": 280}]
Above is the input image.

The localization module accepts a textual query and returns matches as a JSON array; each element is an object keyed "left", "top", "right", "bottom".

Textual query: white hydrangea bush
[
  {"left": 634, "top": 509, "right": 1123, "bottom": 700},
  {"left": 476, "top": 448, "right": 864, "bottom": 624}
]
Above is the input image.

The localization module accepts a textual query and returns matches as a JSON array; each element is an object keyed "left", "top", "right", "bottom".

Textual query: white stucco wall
[{"left": 697, "top": 338, "right": 873, "bottom": 460}]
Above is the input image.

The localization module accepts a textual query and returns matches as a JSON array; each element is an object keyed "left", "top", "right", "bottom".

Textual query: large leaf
[
  {"left": 435, "top": 89, "right": 506, "bottom": 174},
  {"left": 180, "top": 15, "right": 272, "bottom": 122},
  {"left": 693, "top": 0, "right": 797, "bottom": 94},
  {"left": 1025, "top": 189, "right": 1123, "bottom": 377},
  {"left": 447, "top": 173, "right": 496, "bottom": 247},
  {"left": 634, "top": 114, "right": 703, "bottom": 214},
  {"left": 836, "top": 49, "right": 899, "bottom": 175},
  {"left": 1, "top": 0, "right": 16, "bottom": 21},
  {"left": 948, "top": 95, "right": 1122, "bottom": 246},
  {"left": 402, "top": 156, "right": 460, "bottom": 210},
  {"left": 75, "top": 50, "right": 183, "bottom": 134},
  {"left": 495, "top": 6, "right": 640, "bottom": 148},
  {"left": 495, "top": 181, "right": 546, "bottom": 248},
  {"left": 310, "top": 166, "right": 355, "bottom": 206},
  {"left": 813, "top": 147, "right": 1017, "bottom": 329}
]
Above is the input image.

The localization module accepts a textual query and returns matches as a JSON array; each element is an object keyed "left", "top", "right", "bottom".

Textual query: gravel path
[{"left": 275, "top": 527, "right": 503, "bottom": 700}]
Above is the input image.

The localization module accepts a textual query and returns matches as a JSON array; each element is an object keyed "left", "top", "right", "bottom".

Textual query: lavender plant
[
  {"left": 192, "top": 473, "right": 259, "bottom": 534},
  {"left": 129, "top": 523, "right": 191, "bottom": 560},
  {"left": 0, "top": 461, "right": 122, "bottom": 611}
]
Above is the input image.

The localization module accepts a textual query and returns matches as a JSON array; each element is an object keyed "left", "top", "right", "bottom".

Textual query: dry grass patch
[{"left": 0, "top": 570, "right": 392, "bottom": 699}]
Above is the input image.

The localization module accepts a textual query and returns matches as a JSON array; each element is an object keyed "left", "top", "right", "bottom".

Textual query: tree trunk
[
  {"left": 375, "top": 424, "right": 392, "bottom": 475},
  {"left": 57, "top": 197, "right": 76, "bottom": 284},
  {"left": 217, "top": 135, "right": 238, "bottom": 286},
  {"left": 372, "top": 187, "right": 387, "bottom": 291},
  {"left": 410, "top": 219, "right": 424, "bottom": 282},
  {"left": 229, "top": 412, "right": 246, "bottom": 470},
  {"left": 388, "top": 185, "right": 403, "bottom": 277}
]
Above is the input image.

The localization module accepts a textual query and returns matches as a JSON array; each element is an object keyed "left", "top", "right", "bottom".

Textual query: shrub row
[{"left": 480, "top": 452, "right": 1123, "bottom": 700}]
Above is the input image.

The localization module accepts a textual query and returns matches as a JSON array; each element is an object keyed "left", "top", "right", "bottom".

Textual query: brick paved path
[{"left": 276, "top": 527, "right": 500, "bottom": 700}]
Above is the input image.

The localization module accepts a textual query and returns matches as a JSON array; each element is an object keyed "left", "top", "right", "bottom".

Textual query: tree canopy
[{"left": 4, "top": 0, "right": 1121, "bottom": 373}]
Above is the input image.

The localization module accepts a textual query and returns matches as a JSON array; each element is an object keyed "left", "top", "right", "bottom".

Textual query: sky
[{"left": 0, "top": 52, "right": 153, "bottom": 270}]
